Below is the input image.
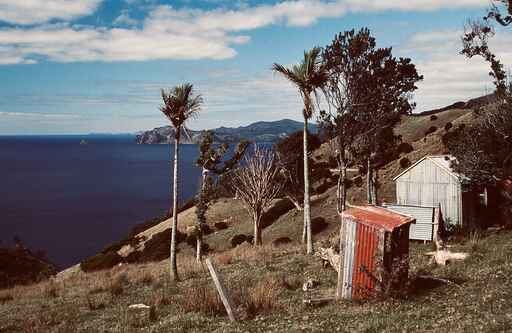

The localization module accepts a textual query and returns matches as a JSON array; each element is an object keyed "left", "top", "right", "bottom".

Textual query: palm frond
[{"left": 159, "top": 83, "right": 203, "bottom": 130}]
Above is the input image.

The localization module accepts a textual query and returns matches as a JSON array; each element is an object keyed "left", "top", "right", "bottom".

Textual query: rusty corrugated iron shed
[
  {"left": 341, "top": 205, "right": 415, "bottom": 300},
  {"left": 342, "top": 205, "right": 415, "bottom": 231}
]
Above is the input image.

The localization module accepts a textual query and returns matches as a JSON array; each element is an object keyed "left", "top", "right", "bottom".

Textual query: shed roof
[
  {"left": 341, "top": 205, "right": 415, "bottom": 232},
  {"left": 392, "top": 155, "right": 459, "bottom": 181}
]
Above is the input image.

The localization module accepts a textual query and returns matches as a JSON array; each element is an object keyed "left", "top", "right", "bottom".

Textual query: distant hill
[{"left": 135, "top": 119, "right": 318, "bottom": 144}]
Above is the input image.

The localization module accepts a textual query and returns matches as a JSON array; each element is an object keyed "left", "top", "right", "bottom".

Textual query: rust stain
[{"left": 342, "top": 205, "right": 415, "bottom": 232}]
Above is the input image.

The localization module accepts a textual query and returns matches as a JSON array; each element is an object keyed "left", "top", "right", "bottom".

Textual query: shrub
[
  {"left": 260, "top": 199, "right": 295, "bottom": 228},
  {"left": 444, "top": 122, "right": 453, "bottom": 131},
  {"left": 214, "top": 222, "right": 229, "bottom": 230},
  {"left": 311, "top": 217, "right": 329, "bottom": 235},
  {"left": 397, "top": 142, "right": 414, "bottom": 154},
  {"left": 430, "top": 115, "right": 438, "bottom": 121},
  {"left": 230, "top": 234, "right": 249, "bottom": 248},
  {"left": 425, "top": 126, "right": 438, "bottom": 136},
  {"left": 272, "top": 237, "right": 292, "bottom": 247},
  {"left": 400, "top": 157, "right": 411, "bottom": 169},
  {"left": 81, "top": 251, "right": 123, "bottom": 272},
  {"left": 128, "top": 228, "right": 186, "bottom": 263}
]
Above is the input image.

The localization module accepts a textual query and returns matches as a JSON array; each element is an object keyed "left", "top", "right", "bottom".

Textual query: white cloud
[
  {"left": 0, "top": 111, "right": 81, "bottom": 118},
  {"left": 398, "top": 29, "right": 512, "bottom": 112},
  {"left": 0, "top": 0, "right": 490, "bottom": 64},
  {"left": 0, "top": 0, "right": 102, "bottom": 25},
  {"left": 113, "top": 10, "right": 138, "bottom": 26}
]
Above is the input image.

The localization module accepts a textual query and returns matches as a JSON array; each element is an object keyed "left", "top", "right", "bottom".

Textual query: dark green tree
[
  {"left": 323, "top": 28, "right": 422, "bottom": 205},
  {"left": 275, "top": 131, "right": 321, "bottom": 211}
]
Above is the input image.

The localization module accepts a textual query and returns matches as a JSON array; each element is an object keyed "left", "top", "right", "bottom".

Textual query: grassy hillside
[
  {"left": 75, "top": 103, "right": 478, "bottom": 274},
  {"left": 1, "top": 228, "right": 511, "bottom": 332},
  {"left": 2, "top": 98, "right": 510, "bottom": 332}
]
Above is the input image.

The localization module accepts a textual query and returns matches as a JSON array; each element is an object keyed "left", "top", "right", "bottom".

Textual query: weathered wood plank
[{"left": 205, "top": 258, "right": 236, "bottom": 322}]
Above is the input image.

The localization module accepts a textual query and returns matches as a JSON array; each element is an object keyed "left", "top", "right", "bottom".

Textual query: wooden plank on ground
[{"left": 205, "top": 258, "right": 236, "bottom": 322}]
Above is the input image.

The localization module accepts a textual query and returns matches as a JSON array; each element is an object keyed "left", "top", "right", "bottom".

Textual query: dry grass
[
  {"left": 244, "top": 275, "right": 283, "bottom": 318},
  {"left": 215, "top": 253, "right": 233, "bottom": 265},
  {"left": 0, "top": 292, "right": 13, "bottom": 304},
  {"left": 179, "top": 282, "right": 226, "bottom": 316}
]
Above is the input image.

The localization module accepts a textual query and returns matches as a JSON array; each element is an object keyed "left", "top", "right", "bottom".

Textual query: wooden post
[{"left": 205, "top": 258, "right": 236, "bottom": 322}]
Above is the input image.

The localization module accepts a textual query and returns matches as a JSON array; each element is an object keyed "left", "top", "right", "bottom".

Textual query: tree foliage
[
  {"left": 194, "top": 131, "right": 249, "bottom": 260},
  {"left": 275, "top": 131, "right": 321, "bottom": 210},
  {"left": 321, "top": 28, "right": 422, "bottom": 205},
  {"left": 448, "top": 0, "right": 512, "bottom": 189}
]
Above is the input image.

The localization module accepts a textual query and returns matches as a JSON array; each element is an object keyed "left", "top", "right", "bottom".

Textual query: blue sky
[{"left": 0, "top": 0, "right": 510, "bottom": 134}]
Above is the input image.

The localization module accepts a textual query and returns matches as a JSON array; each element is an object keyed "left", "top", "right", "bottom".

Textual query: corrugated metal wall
[
  {"left": 384, "top": 204, "right": 435, "bottom": 241},
  {"left": 352, "top": 223, "right": 380, "bottom": 299},
  {"left": 341, "top": 219, "right": 357, "bottom": 299},
  {"left": 396, "top": 158, "right": 461, "bottom": 225}
]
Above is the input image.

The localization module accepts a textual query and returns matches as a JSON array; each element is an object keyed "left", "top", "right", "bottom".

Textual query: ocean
[{"left": 0, "top": 135, "right": 202, "bottom": 269}]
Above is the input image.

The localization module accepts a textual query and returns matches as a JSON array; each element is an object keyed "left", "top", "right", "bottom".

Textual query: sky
[{"left": 0, "top": 0, "right": 510, "bottom": 134}]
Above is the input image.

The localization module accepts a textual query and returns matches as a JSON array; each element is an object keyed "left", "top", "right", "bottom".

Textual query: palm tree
[
  {"left": 272, "top": 47, "right": 328, "bottom": 254},
  {"left": 160, "top": 83, "right": 203, "bottom": 281}
]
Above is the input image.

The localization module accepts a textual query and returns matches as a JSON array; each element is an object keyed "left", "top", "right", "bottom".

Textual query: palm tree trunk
[
  {"left": 367, "top": 157, "right": 373, "bottom": 205},
  {"left": 196, "top": 234, "right": 202, "bottom": 262},
  {"left": 372, "top": 169, "right": 378, "bottom": 205},
  {"left": 170, "top": 130, "right": 180, "bottom": 281},
  {"left": 303, "top": 118, "right": 313, "bottom": 254}
]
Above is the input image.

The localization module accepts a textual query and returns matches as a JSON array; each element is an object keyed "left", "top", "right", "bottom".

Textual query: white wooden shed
[{"left": 393, "top": 155, "right": 465, "bottom": 226}]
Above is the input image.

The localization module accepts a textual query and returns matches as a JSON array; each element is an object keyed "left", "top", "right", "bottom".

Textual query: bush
[
  {"left": 400, "top": 157, "right": 411, "bottom": 169},
  {"left": 260, "top": 199, "right": 295, "bottom": 228},
  {"left": 230, "top": 234, "right": 249, "bottom": 248},
  {"left": 214, "top": 222, "right": 229, "bottom": 230},
  {"left": 425, "top": 126, "right": 438, "bottom": 136},
  {"left": 132, "top": 228, "right": 186, "bottom": 263},
  {"left": 311, "top": 217, "right": 329, "bottom": 235},
  {"left": 397, "top": 142, "right": 414, "bottom": 155},
  {"left": 444, "top": 122, "right": 453, "bottom": 131},
  {"left": 430, "top": 115, "right": 438, "bottom": 121},
  {"left": 272, "top": 237, "right": 292, "bottom": 247},
  {"left": 81, "top": 251, "right": 123, "bottom": 272}
]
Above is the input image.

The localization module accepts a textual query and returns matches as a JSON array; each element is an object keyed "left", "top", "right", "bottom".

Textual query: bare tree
[{"left": 232, "top": 146, "right": 283, "bottom": 246}]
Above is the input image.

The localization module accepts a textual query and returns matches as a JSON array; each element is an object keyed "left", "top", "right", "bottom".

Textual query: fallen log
[
  {"left": 424, "top": 250, "right": 469, "bottom": 266},
  {"left": 303, "top": 296, "right": 336, "bottom": 305},
  {"left": 316, "top": 247, "right": 341, "bottom": 273}
]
